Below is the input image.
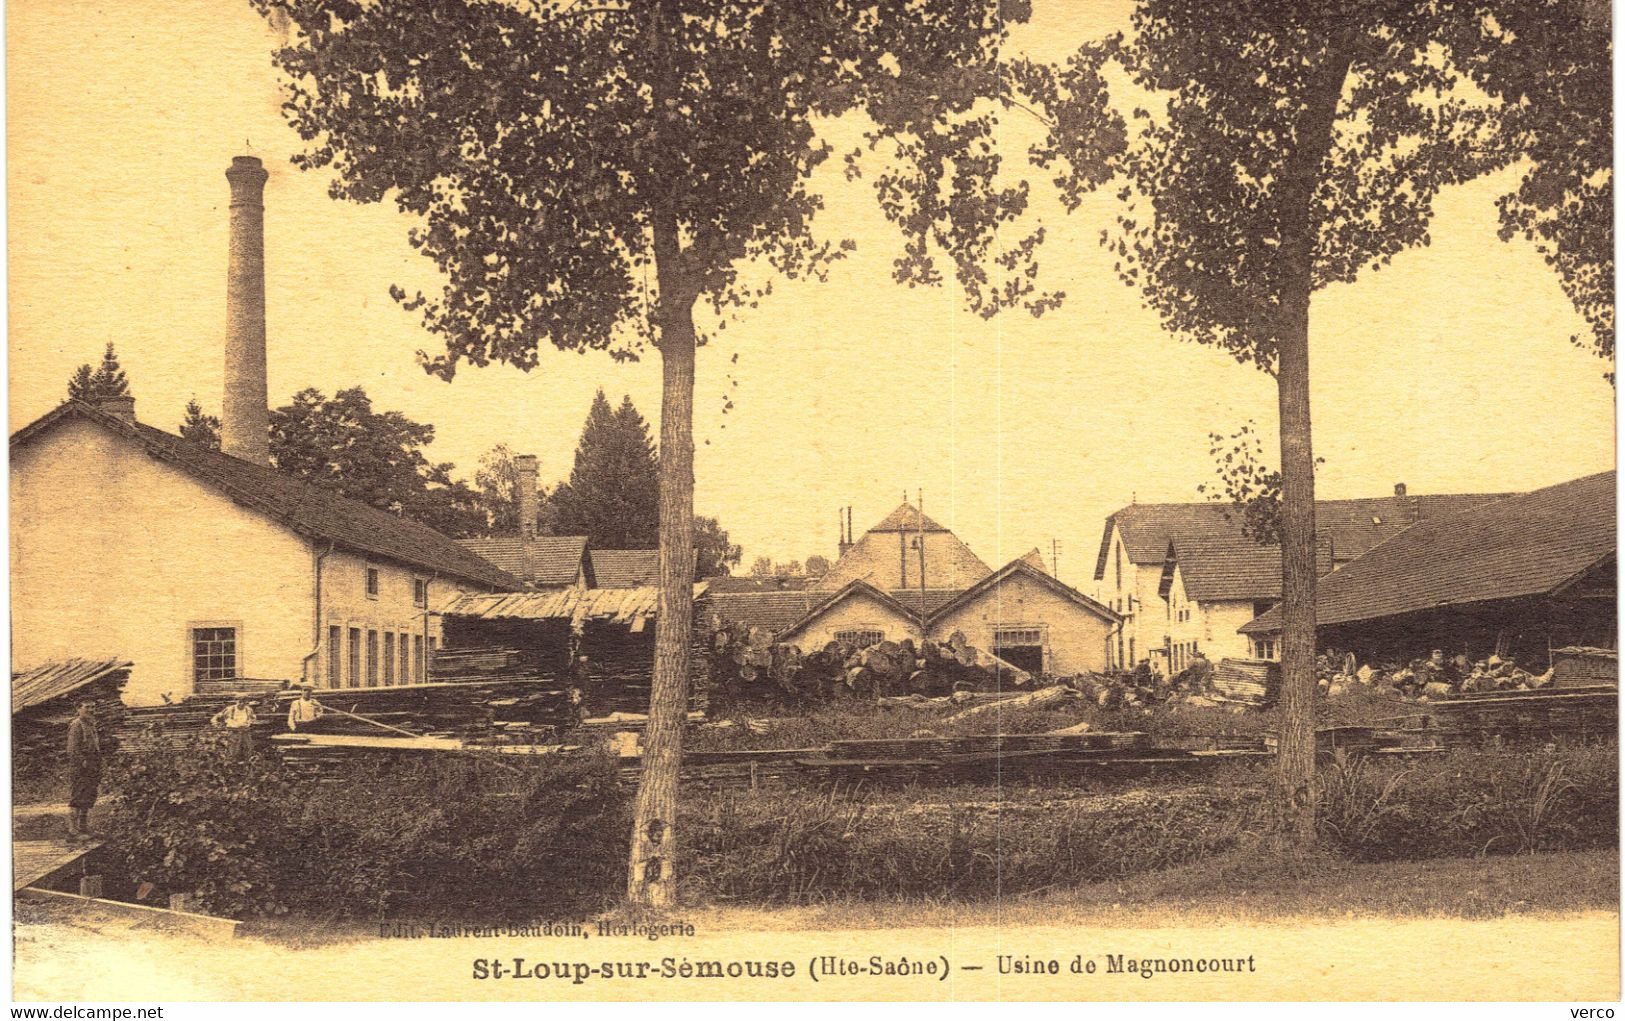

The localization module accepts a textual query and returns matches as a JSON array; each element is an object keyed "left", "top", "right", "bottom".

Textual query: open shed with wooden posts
[{"left": 438, "top": 584, "right": 712, "bottom": 718}]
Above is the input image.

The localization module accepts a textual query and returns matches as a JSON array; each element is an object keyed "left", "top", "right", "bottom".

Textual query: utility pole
[
  {"left": 917, "top": 487, "right": 927, "bottom": 633},
  {"left": 1050, "top": 538, "right": 1062, "bottom": 580}
]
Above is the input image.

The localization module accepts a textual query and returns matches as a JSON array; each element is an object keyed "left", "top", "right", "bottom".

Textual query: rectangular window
[
  {"left": 191, "top": 627, "right": 238, "bottom": 684},
  {"left": 399, "top": 633, "right": 411, "bottom": 685},
  {"left": 413, "top": 578, "right": 428, "bottom": 608},
  {"left": 993, "top": 627, "right": 1045, "bottom": 675},
  {"left": 834, "top": 629, "right": 885, "bottom": 648},
  {"left": 327, "top": 625, "right": 341, "bottom": 687},
  {"left": 366, "top": 567, "right": 380, "bottom": 599},
  {"left": 383, "top": 632, "right": 396, "bottom": 685},
  {"left": 1128, "top": 637, "right": 1135, "bottom": 665},
  {"left": 413, "top": 635, "right": 424, "bottom": 683},
  {"left": 347, "top": 628, "right": 361, "bottom": 688},
  {"left": 1253, "top": 639, "right": 1278, "bottom": 661},
  {"left": 366, "top": 630, "right": 379, "bottom": 686}
]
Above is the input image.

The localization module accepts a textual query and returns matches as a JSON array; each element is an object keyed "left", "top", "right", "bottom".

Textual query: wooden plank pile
[
  {"left": 13, "top": 660, "right": 132, "bottom": 787},
  {"left": 281, "top": 677, "right": 574, "bottom": 739},
  {"left": 121, "top": 693, "right": 284, "bottom": 744},
  {"left": 1424, "top": 685, "right": 1617, "bottom": 745}
]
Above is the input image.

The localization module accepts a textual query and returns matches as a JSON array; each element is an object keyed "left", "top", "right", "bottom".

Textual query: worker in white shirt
[
  {"left": 211, "top": 694, "right": 258, "bottom": 759},
  {"left": 287, "top": 686, "right": 325, "bottom": 732}
]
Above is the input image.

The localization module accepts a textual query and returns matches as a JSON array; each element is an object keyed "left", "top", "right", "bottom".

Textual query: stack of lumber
[
  {"left": 13, "top": 660, "right": 132, "bottom": 786},
  {"left": 1551, "top": 647, "right": 1619, "bottom": 689},
  {"left": 121, "top": 692, "right": 283, "bottom": 743},
  {"left": 1212, "top": 659, "right": 1278, "bottom": 706},
  {"left": 277, "top": 678, "right": 573, "bottom": 739},
  {"left": 1424, "top": 685, "right": 1617, "bottom": 745}
]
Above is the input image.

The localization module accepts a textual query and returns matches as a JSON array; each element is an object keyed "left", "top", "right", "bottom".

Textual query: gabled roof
[
  {"left": 816, "top": 501, "right": 993, "bottom": 591},
  {"left": 1095, "top": 491, "right": 1514, "bottom": 580},
  {"left": 589, "top": 549, "right": 660, "bottom": 589},
  {"left": 1158, "top": 534, "right": 1333, "bottom": 603},
  {"left": 11, "top": 402, "right": 519, "bottom": 589},
  {"left": 457, "top": 535, "right": 590, "bottom": 587},
  {"left": 780, "top": 580, "right": 921, "bottom": 643},
  {"left": 869, "top": 501, "right": 949, "bottom": 533},
  {"left": 931, "top": 557, "right": 1121, "bottom": 625},
  {"left": 1241, "top": 472, "right": 1616, "bottom": 634}
]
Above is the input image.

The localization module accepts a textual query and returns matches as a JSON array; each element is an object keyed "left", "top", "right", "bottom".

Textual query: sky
[{"left": 7, "top": 0, "right": 1615, "bottom": 588}]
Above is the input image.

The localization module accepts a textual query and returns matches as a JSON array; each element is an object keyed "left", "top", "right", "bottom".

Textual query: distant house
[
  {"left": 10, "top": 399, "right": 519, "bottom": 705},
  {"left": 1158, "top": 535, "right": 1332, "bottom": 668},
  {"left": 1240, "top": 472, "right": 1616, "bottom": 669},
  {"left": 1095, "top": 486, "right": 1512, "bottom": 673},
  {"left": 710, "top": 504, "right": 1122, "bottom": 676}
]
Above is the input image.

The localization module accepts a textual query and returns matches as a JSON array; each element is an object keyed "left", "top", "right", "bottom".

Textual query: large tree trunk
[
  {"left": 1271, "top": 38, "right": 1357, "bottom": 844},
  {"left": 627, "top": 206, "right": 698, "bottom": 908}
]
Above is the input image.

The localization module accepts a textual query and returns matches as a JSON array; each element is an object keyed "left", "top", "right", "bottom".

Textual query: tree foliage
[
  {"left": 693, "top": 515, "right": 742, "bottom": 580},
  {"left": 549, "top": 391, "right": 661, "bottom": 548},
  {"left": 67, "top": 342, "right": 132, "bottom": 403},
  {"left": 178, "top": 399, "right": 222, "bottom": 450},
  {"left": 268, "top": 386, "right": 487, "bottom": 537},
  {"left": 1197, "top": 421, "right": 1323, "bottom": 546}
]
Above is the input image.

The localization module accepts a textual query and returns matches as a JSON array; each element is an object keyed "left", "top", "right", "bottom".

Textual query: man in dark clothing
[{"left": 66, "top": 702, "right": 102, "bottom": 840}]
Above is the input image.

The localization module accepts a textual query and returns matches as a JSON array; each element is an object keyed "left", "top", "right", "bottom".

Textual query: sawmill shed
[{"left": 1241, "top": 471, "right": 1617, "bottom": 670}]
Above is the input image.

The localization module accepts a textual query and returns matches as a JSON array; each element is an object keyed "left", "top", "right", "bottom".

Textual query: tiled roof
[
  {"left": 706, "top": 591, "right": 823, "bottom": 633},
  {"left": 589, "top": 549, "right": 661, "bottom": 589},
  {"left": 705, "top": 575, "right": 817, "bottom": 593},
  {"left": 781, "top": 581, "right": 920, "bottom": 642},
  {"left": 869, "top": 501, "right": 949, "bottom": 533},
  {"left": 456, "top": 535, "right": 588, "bottom": 587},
  {"left": 1241, "top": 472, "right": 1615, "bottom": 634},
  {"left": 11, "top": 403, "right": 520, "bottom": 589},
  {"left": 932, "top": 557, "right": 1121, "bottom": 625},
  {"left": 887, "top": 588, "right": 966, "bottom": 616},
  {"left": 1165, "top": 537, "right": 1286, "bottom": 602},
  {"left": 1095, "top": 491, "right": 1514, "bottom": 579},
  {"left": 1160, "top": 534, "right": 1333, "bottom": 602}
]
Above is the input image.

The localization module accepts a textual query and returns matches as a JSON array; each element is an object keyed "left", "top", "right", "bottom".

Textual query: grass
[{"left": 679, "top": 847, "right": 1621, "bottom": 933}]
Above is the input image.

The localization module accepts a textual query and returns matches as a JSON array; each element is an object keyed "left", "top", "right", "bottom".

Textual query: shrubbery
[
  {"left": 106, "top": 735, "right": 628, "bottom": 919},
  {"left": 104, "top": 732, "right": 1615, "bottom": 918}
]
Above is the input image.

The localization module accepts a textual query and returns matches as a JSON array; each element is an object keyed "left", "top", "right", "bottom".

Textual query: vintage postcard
[{"left": 6, "top": 0, "right": 1618, "bottom": 1006}]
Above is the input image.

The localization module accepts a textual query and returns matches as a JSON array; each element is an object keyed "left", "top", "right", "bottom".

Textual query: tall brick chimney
[
  {"left": 222, "top": 156, "right": 270, "bottom": 466},
  {"left": 514, "top": 455, "right": 540, "bottom": 539}
]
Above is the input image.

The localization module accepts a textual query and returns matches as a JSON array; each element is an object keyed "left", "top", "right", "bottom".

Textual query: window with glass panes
[
  {"left": 348, "top": 628, "right": 362, "bottom": 688},
  {"left": 327, "top": 625, "right": 341, "bottom": 686},
  {"left": 366, "top": 630, "right": 379, "bottom": 686},
  {"left": 192, "top": 627, "right": 238, "bottom": 683},
  {"left": 383, "top": 633, "right": 395, "bottom": 684}
]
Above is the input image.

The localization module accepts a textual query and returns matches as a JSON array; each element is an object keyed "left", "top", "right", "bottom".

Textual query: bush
[{"left": 106, "top": 735, "right": 629, "bottom": 919}]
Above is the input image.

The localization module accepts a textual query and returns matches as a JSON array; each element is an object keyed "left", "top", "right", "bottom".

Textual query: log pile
[{"left": 708, "top": 626, "right": 1032, "bottom": 705}]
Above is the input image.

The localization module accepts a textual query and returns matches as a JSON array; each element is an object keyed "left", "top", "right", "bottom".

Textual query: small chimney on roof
[
  {"left": 514, "top": 454, "right": 540, "bottom": 540},
  {"left": 1394, "top": 482, "right": 1407, "bottom": 497},
  {"left": 222, "top": 155, "right": 271, "bottom": 466},
  {"left": 96, "top": 395, "right": 136, "bottom": 424}
]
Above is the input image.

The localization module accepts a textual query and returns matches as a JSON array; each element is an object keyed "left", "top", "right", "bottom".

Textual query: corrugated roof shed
[
  {"left": 1095, "top": 491, "right": 1514, "bottom": 580},
  {"left": 589, "top": 549, "right": 660, "bottom": 589},
  {"left": 1242, "top": 472, "right": 1616, "bottom": 634},
  {"left": 13, "top": 658, "right": 132, "bottom": 715},
  {"left": 441, "top": 583, "right": 709, "bottom": 625},
  {"left": 10, "top": 403, "right": 520, "bottom": 590},
  {"left": 456, "top": 535, "right": 588, "bottom": 587}
]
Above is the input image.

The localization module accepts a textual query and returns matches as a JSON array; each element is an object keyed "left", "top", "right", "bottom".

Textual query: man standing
[
  {"left": 211, "top": 694, "right": 258, "bottom": 759},
  {"left": 286, "top": 686, "right": 325, "bottom": 731},
  {"left": 66, "top": 702, "right": 102, "bottom": 840}
]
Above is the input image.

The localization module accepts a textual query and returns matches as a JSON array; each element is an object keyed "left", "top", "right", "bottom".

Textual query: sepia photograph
[{"left": 5, "top": 0, "right": 1618, "bottom": 1004}]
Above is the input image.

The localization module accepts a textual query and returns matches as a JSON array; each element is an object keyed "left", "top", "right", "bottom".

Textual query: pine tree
[
  {"left": 67, "top": 342, "right": 131, "bottom": 403},
  {"left": 547, "top": 391, "right": 661, "bottom": 548},
  {"left": 178, "top": 399, "right": 222, "bottom": 450}
]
